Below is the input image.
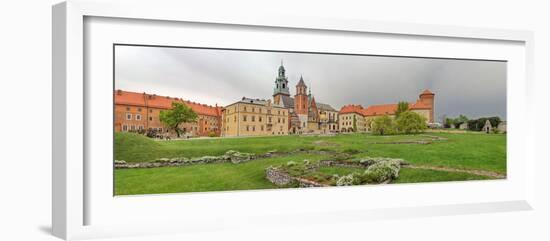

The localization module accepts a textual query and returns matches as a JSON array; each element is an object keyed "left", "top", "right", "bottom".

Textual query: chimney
[{"left": 116, "top": 89, "right": 122, "bottom": 95}]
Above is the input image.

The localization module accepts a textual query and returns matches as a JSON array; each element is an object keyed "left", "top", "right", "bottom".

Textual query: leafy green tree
[
  {"left": 395, "top": 101, "right": 409, "bottom": 118},
  {"left": 371, "top": 115, "right": 395, "bottom": 135},
  {"left": 453, "top": 114, "right": 469, "bottom": 129},
  {"left": 444, "top": 117, "right": 455, "bottom": 128},
  {"left": 395, "top": 111, "right": 427, "bottom": 134},
  {"left": 159, "top": 102, "right": 198, "bottom": 138},
  {"left": 352, "top": 115, "right": 357, "bottom": 132},
  {"left": 467, "top": 116, "right": 501, "bottom": 131}
]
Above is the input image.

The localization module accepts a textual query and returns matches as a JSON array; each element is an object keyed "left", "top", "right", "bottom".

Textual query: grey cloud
[{"left": 115, "top": 45, "right": 506, "bottom": 122}]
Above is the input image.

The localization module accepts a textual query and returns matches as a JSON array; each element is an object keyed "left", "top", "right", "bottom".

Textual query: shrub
[
  {"left": 336, "top": 174, "right": 355, "bottom": 186},
  {"left": 395, "top": 111, "right": 427, "bottom": 134},
  {"left": 361, "top": 160, "right": 401, "bottom": 183},
  {"left": 371, "top": 115, "right": 396, "bottom": 135},
  {"left": 208, "top": 131, "right": 217, "bottom": 137}
]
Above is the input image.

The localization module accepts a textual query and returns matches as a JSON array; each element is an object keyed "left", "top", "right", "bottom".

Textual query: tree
[
  {"left": 467, "top": 116, "right": 502, "bottom": 131},
  {"left": 352, "top": 115, "right": 357, "bottom": 132},
  {"left": 395, "top": 101, "right": 409, "bottom": 118},
  {"left": 395, "top": 111, "right": 427, "bottom": 134},
  {"left": 371, "top": 115, "right": 395, "bottom": 135},
  {"left": 453, "top": 114, "right": 469, "bottom": 129},
  {"left": 159, "top": 102, "right": 198, "bottom": 138},
  {"left": 444, "top": 117, "right": 455, "bottom": 128}
]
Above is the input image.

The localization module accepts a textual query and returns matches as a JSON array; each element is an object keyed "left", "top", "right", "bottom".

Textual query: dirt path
[{"left": 406, "top": 165, "right": 506, "bottom": 179}]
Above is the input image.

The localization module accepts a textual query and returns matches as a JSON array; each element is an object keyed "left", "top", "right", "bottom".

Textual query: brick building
[
  {"left": 339, "top": 90, "right": 435, "bottom": 132},
  {"left": 114, "top": 90, "right": 222, "bottom": 137}
]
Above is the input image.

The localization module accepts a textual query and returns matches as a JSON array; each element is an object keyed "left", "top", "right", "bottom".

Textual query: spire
[
  {"left": 297, "top": 75, "right": 306, "bottom": 87},
  {"left": 274, "top": 61, "right": 290, "bottom": 96}
]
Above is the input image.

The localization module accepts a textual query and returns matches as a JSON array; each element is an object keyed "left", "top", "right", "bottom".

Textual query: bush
[
  {"left": 336, "top": 174, "right": 356, "bottom": 186},
  {"left": 371, "top": 115, "right": 396, "bottom": 135},
  {"left": 395, "top": 111, "right": 427, "bottom": 134},
  {"left": 208, "top": 131, "right": 217, "bottom": 137},
  {"left": 361, "top": 160, "right": 401, "bottom": 183}
]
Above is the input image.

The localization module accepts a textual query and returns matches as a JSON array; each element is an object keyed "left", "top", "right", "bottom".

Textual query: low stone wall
[
  {"left": 115, "top": 150, "right": 256, "bottom": 169},
  {"left": 318, "top": 160, "right": 367, "bottom": 169},
  {"left": 265, "top": 168, "right": 294, "bottom": 186},
  {"left": 265, "top": 167, "right": 328, "bottom": 187},
  {"left": 115, "top": 149, "right": 340, "bottom": 169}
]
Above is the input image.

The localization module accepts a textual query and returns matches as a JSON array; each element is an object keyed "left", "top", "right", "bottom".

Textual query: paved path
[{"left": 406, "top": 165, "right": 506, "bottom": 179}]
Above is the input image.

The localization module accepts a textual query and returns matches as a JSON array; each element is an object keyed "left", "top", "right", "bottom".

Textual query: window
[
  {"left": 261, "top": 125, "right": 264, "bottom": 131},
  {"left": 246, "top": 125, "right": 249, "bottom": 131},
  {"left": 126, "top": 113, "right": 132, "bottom": 120},
  {"left": 135, "top": 114, "right": 141, "bottom": 120},
  {"left": 149, "top": 109, "right": 153, "bottom": 113},
  {"left": 283, "top": 118, "right": 285, "bottom": 124},
  {"left": 122, "top": 124, "right": 128, "bottom": 131},
  {"left": 138, "top": 108, "right": 142, "bottom": 112},
  {"left": 159, "top": 128, "right": 163, "bottom": 132},
  {"left": 243, "top": 115, "right": 247, "bottom": 121},
  {"left": 259, "top": 117, "right": 262, "bottom": 122},
  {"left": 252, "top": 107, "right": 255, "bottom": 112},
  {"left": 252, "top": 116, "right": 255, "bottom": 122},
  {"left": 138, "top": 125, "right": 144, "bottom": 130},
  {"left": 268, "top": 117, "right": 272, "bottom": 123},
  {"left": 130, "top": 125, "right": 135, "bottom": 131},
  {"left": 244, "top": 106, "right": 247, "bottom": 112},
  {"left": 252, "top": 126, "right": 255, "bottom": 131},
  {"left": 149, "top": 117, "right": 153, "bottom": 121},
  {"left": 234, "top": 116, "right": 237, "bottom": 122},
  {"left": 278, "top": 110, "right": 280, "bottom": 115},
  {"left": 126, "top": 107, "right": 130, "bottom": 111},
  {"left": 278, "top": 118, "right": 280, "bottom": 123}
]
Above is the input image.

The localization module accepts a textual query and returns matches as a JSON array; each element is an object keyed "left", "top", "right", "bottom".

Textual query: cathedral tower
[
  {"left": 294, "top": 75, "right": 308, "bottom": 115},
  {"left": 273, "top": 61, "right": 290, "bottom": 105}
]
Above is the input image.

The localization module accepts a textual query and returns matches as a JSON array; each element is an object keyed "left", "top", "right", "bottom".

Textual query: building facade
[
  {"left": 272, "top": 63, "right": 338, "bottom": 134},
  {"left": 339, "top": 90, "right": 435, "bottom": 133},
  {"left": 114, "top": 90, "right": 222, "bottom": 137},
  {"left": 221, "top": 98, "right": 288, "bottom": 137}
]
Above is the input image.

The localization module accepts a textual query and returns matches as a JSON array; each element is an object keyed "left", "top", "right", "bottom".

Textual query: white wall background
[{"left": 0, "top": 0, "right": 548, "bottom": 240}]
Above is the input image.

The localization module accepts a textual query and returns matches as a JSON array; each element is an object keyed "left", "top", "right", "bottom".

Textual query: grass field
[{"left": 114, "top": 132, "right": 506, "bottom": 195}]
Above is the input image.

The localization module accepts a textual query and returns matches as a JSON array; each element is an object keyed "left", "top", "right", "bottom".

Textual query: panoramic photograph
[{"left": 113, "top": 44, "right": 507, "bottom": 195}]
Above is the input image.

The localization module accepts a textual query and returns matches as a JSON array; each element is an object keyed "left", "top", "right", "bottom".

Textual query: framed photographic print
[{"left": 52, "top": 0, "right": 535, "bottom": 240}]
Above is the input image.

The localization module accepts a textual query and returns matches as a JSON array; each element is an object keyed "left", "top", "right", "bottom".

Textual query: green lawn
[{"left": 114, "top": 132, "right": 506, "bottom": 195}]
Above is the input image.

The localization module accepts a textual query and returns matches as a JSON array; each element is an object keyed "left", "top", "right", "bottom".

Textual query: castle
[
  {"left": 221, "top": 62, "right": 339, "bottom": 137},
  {"left": 114, "top": 62, "right": 435, "bottom": 138}
]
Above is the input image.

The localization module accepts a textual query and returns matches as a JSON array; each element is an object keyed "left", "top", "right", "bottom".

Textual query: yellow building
[
  {"left": 221, "top": 97, "right": 289, "bottom": 137},
  {"left": 338, "top": 107, "right": 367, "bottom": 133}
]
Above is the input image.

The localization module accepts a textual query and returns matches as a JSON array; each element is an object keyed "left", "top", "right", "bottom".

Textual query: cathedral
[{"left": 272, "top": 62, "right": 338, "bottom": 134}]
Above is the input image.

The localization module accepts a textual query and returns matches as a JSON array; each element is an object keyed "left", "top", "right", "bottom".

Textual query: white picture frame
[{"left": 52, "top": 0, "right": 535, "bottom": 240}]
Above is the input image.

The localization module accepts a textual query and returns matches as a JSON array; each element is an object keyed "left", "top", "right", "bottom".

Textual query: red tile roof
[
  {"left": 114, "top": 90, "right": 221, "bottom": 117},
  {"left": 339, "top": 104, "right": 365, "bottom": 115},
  {"left": 362, "top": 104, "right": 398, "bottom": 116},
  {"left": 420, "top": 89, "right": 435, "bottom": 95},
  {"left": 339, "top": 90, "right": 434, "bottom": 117}
]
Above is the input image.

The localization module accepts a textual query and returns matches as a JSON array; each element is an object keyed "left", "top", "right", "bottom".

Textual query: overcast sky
[{"left": 115, "top": 45, "right": 506, "bottom": 121}]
